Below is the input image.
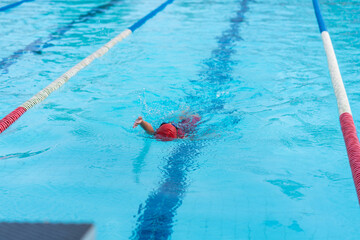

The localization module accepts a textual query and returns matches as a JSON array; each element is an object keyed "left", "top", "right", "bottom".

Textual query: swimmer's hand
[
  {"left": 133, "top": 116, "right": 155, "bottom": 135},
  {"left": 133, "top": 116, "right": 143, "bottom": 128}
]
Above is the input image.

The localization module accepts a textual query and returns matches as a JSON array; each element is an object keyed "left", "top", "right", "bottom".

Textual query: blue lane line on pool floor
[
  {"left": 0, "top": 0, "right": 122, "bottom": 74},
  {"left": 131, "top": 0, "right": 250, "bottom": 239},
  {"left": 131, "top": 141, "right": 203, "bottom": 240},
  {"left": 0, "top": 0, "right": 34, "bottom": 12}
]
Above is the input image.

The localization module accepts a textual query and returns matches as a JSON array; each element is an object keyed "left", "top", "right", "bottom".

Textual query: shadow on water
[
  {"left": 267, "top": 179, "right": 308, "bottom": 200},
  {"left": 0, "top": 147, "right": 50, "bottom": 160},
  {"left": 132, "top": 139, "right": 152, "bottom": 183},
  {"left": 0, "top": 0, "right": 123, "bottom": 74},
  {"left": 131, "top": 0, "right": 250, "bottom": 239}
]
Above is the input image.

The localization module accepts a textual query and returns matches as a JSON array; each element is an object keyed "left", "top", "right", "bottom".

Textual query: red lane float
[
  {"left": 0, "top": 107, "right": 27, "bottom": 134},
  {"left": 340, "top": 113, "right": 360, "bottom": 199}
]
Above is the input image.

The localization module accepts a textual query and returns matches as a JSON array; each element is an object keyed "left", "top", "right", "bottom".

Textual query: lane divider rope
[
  {"left": 312, "top": 0, "right": 360, "bottom": 205},
  {"left": 0, "top": 0, "right": 174, "bottom": 134},
  {"left": 0, "top": 0, "right": 34, "bottom": 12}
]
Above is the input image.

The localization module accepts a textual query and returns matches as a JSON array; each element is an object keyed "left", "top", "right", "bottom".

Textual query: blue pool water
[{"left": 1, "top": 0, "right": 360, "bottom": 239}]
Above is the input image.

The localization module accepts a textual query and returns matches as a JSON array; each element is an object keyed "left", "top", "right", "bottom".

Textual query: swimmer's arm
[{"left": 133, "top": 116, "right": 155, "bottom": 135}]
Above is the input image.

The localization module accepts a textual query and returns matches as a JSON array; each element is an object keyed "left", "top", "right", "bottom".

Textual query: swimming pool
[{"left": 1, "top": 0, "right": 360, "bottom": 239}]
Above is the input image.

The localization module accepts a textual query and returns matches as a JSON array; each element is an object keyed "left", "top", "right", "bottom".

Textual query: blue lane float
[
  {"left": 0, "top": 0, "right": 34, "bottom": 12},
  {"left": 312, "top": 0, "right": 327, "bottom": 33},
  {"left": 0, "top": 0, "right": 122, "bottom": 73},
  {"left": 131, "top": 0, "right": 249, "bottom": 238},
  {"left": 129, "top": 0, "right": 174, "bottom": 32}
]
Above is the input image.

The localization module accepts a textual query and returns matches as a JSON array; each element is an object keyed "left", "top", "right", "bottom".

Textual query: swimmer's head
[{"left": 155, "top": 123, "right": 177, "bottom": 141}]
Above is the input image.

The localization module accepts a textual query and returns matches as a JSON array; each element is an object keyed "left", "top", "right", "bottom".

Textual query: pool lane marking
[
  {"left": 0, "top": 0, "right": 175, "bottom": 134},
  {"left": 131, "top": 0, "right": 250, "bottom": 238},
  {"left": 0, "top": 0, "right": 33, "bottom": 12},
  {"left": 0, "top": 0, "right": 122, "bottom": 73},
  {"left": 312, "top": 0, "right": 360, "bottom": 204}
]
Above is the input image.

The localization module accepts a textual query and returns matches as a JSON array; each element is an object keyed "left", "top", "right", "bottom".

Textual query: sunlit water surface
[{"left": 0, "top": 0, "right": 360, "bottom": 239}]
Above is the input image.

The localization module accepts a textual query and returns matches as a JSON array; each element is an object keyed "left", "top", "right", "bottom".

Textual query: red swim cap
[{"left": 155, "top": 123, "right": 177, "bottom": 141}]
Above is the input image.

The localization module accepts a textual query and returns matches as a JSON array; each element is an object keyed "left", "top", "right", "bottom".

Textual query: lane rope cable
[
  {"left": 0, "top": 0, "right": 174, "bottom": 134},
  {"left": 312, "top": 0, "right": 360, "bottom": 205}
]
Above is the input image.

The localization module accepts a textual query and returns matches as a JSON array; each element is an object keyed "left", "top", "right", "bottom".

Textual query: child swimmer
[{"left": 133, "top": 114, "right": 201, "bottom": 141}]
